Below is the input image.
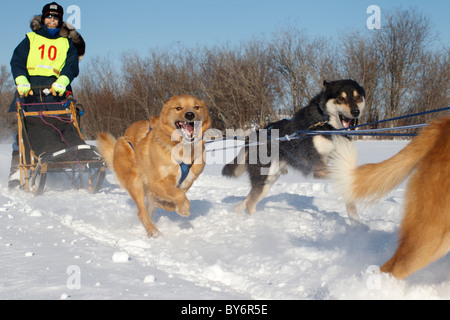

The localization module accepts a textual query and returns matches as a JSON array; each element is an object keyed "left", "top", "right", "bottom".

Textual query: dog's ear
[
  {"left": 323, "top": 80, "right": 330, "bottom": 88},
  {"left": 149, "top": 116, "right": 160, "bottom": 128},
  {"left": 200, "top": 100, "right": 211, "bottom": 132},
  {"left": 159, "top": 97, "right": 184, "bottom": 142},
  {"left": 358, "top": 85, "right": 366, "bottom": 98}
]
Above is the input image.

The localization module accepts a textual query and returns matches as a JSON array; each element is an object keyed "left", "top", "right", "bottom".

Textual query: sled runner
[{"left": 15, "top": 99, "right": 106, "bottom": 194}]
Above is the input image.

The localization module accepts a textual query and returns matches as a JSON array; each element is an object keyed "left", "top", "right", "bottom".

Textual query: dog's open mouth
[
  {"left": 175, "top": 121, "right": 195, "bottom": 140},
  {"left": 339, "top": 114, "right": 358, "bottom": 129}
]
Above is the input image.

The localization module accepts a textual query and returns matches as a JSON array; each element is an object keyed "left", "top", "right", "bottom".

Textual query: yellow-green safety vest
[{"left": 26, "top": 32, "right": 69, "bottom": 78}]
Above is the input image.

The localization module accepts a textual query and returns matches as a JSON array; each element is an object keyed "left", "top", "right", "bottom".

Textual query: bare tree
[
  {"left": 67, "top": 7, "right": 447, "bottom": 139},
  {"left": 199, "top": 41, "right": 279, "bottom": 130},
  {"left": 340, "top": 31, "right": 382, "bottom": 124},
  {"left": 409, "top": 48, "right": 450, "bottom": 123},
  {"left": 268, "top": 26, "right": 338, "bottom": 115},
  {"left": 0, "top": 65, "right": 15, "bottom": 137},
  {"left": 75, "top": 56, "right": 128, "bottom": 138},
  {"left": 375, "top": 8, "right": 433, "bottom": 124}
]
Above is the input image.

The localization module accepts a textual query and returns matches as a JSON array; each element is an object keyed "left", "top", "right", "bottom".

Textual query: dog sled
[{"left": 15, "top": 98, "right": 106, "bottom": 194}]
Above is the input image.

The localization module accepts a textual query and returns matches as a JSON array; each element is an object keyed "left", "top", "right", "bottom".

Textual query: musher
[{"left": 8, "top": 2, "right": 85, "bottom": 188}]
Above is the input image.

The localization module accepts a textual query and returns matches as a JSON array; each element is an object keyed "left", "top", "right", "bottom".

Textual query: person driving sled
[
  {"left": 7, "top": 2, "right": 84, "bottom": 188},
  {"left": 9, "top": 2, "right": 81, "bottom": 107}
]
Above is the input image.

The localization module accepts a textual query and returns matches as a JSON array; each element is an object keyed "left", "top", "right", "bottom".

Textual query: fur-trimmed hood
[{"left": 30, "top": 15, "right": 85, "bottom": 61}]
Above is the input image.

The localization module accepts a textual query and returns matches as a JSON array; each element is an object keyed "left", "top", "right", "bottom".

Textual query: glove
[
  {"left": 15, "top": 75, "right": 33, "bottom": 97},
  {"left": 50, "top": 75, "right": 70, "bottom": 97}
]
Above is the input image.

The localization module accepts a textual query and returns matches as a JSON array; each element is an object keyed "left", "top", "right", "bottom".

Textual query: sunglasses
[{"left": 44, "top": 14, "right": 60, "bottom": 20}]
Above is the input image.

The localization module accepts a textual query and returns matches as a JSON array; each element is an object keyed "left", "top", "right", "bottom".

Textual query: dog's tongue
[
  {"left": 342, "top": 118, "right": 352, "bottom": 128},
  {"left": 181, "top": 122, "right": 194, "bottom": 135},
  {"left": 178, "top": 122, "right": 194, "bottom": 137}
]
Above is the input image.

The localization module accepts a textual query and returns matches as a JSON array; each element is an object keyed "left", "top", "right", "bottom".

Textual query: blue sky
[{"left": 1, "top": 0, "right": 449, "bottom": 78}]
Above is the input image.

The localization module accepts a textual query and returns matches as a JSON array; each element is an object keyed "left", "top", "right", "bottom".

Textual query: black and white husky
[{"left": 222, "top": 79, "right": 365, "bottom": 224}]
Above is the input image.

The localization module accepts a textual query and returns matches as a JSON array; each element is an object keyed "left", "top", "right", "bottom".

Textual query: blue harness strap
[
  {"left": 127, "top": 124, "right": 192, "bottom": 186},
  {"left": 179, "top": 162, "right": 192, "bottom": 185}
]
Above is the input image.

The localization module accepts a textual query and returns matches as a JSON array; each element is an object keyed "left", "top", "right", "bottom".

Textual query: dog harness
[
  {"left": 178, "top": 162, "right": 192, "bottom": 186},
  {"left": 127, "top": 126, "right": 192, "bottom": 186}
]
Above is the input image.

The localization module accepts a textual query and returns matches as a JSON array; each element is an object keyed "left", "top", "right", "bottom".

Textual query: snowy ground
[{"left": 0, "top": 138, "right": 449, "bottom": 301}]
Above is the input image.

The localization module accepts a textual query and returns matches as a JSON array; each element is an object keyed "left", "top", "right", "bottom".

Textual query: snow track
[{"left": 1, "top": 140, "right": 449, "bottom": 300}]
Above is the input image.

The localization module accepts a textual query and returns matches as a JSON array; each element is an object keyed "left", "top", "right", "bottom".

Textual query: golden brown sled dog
[
  {"left": 97, "top": 95, "right": 211, "bottom": 237},
  {"left": 329, "top": 116, "right": 450, "bottom": 279}
]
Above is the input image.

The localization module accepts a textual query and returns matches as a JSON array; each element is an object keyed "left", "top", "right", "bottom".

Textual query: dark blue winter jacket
[{"left": 9, "top": 24, "right": 79, "bottom": 111}]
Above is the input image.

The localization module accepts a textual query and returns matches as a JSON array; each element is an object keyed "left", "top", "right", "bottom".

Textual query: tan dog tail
[
  {"left": 329, "top": 122, "right": 442, "bottom": 203},
  {"left": 97, "top": 132, "right": 116, "bottom": 171}
]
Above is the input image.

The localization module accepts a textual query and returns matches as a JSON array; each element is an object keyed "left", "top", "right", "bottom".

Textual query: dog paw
[
  {"left": 176, "top": 201, "right": 191, "bottom": 217},
  {"left": 177, "top": 208, "right": 191, "bottom": 217},
  {"left": 143, "top": 222, "right": 161, "bottom": 238},
  {"left": 234, "top": 203, "right": 245, "bottom": 214},
  {"left": 147, "top": 227, "right": 161, "bottom": 238}
]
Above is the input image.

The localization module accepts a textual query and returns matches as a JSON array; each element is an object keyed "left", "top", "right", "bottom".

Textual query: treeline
[{"left": 1, "top": 8, "right": 449, "bottom": 139}]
